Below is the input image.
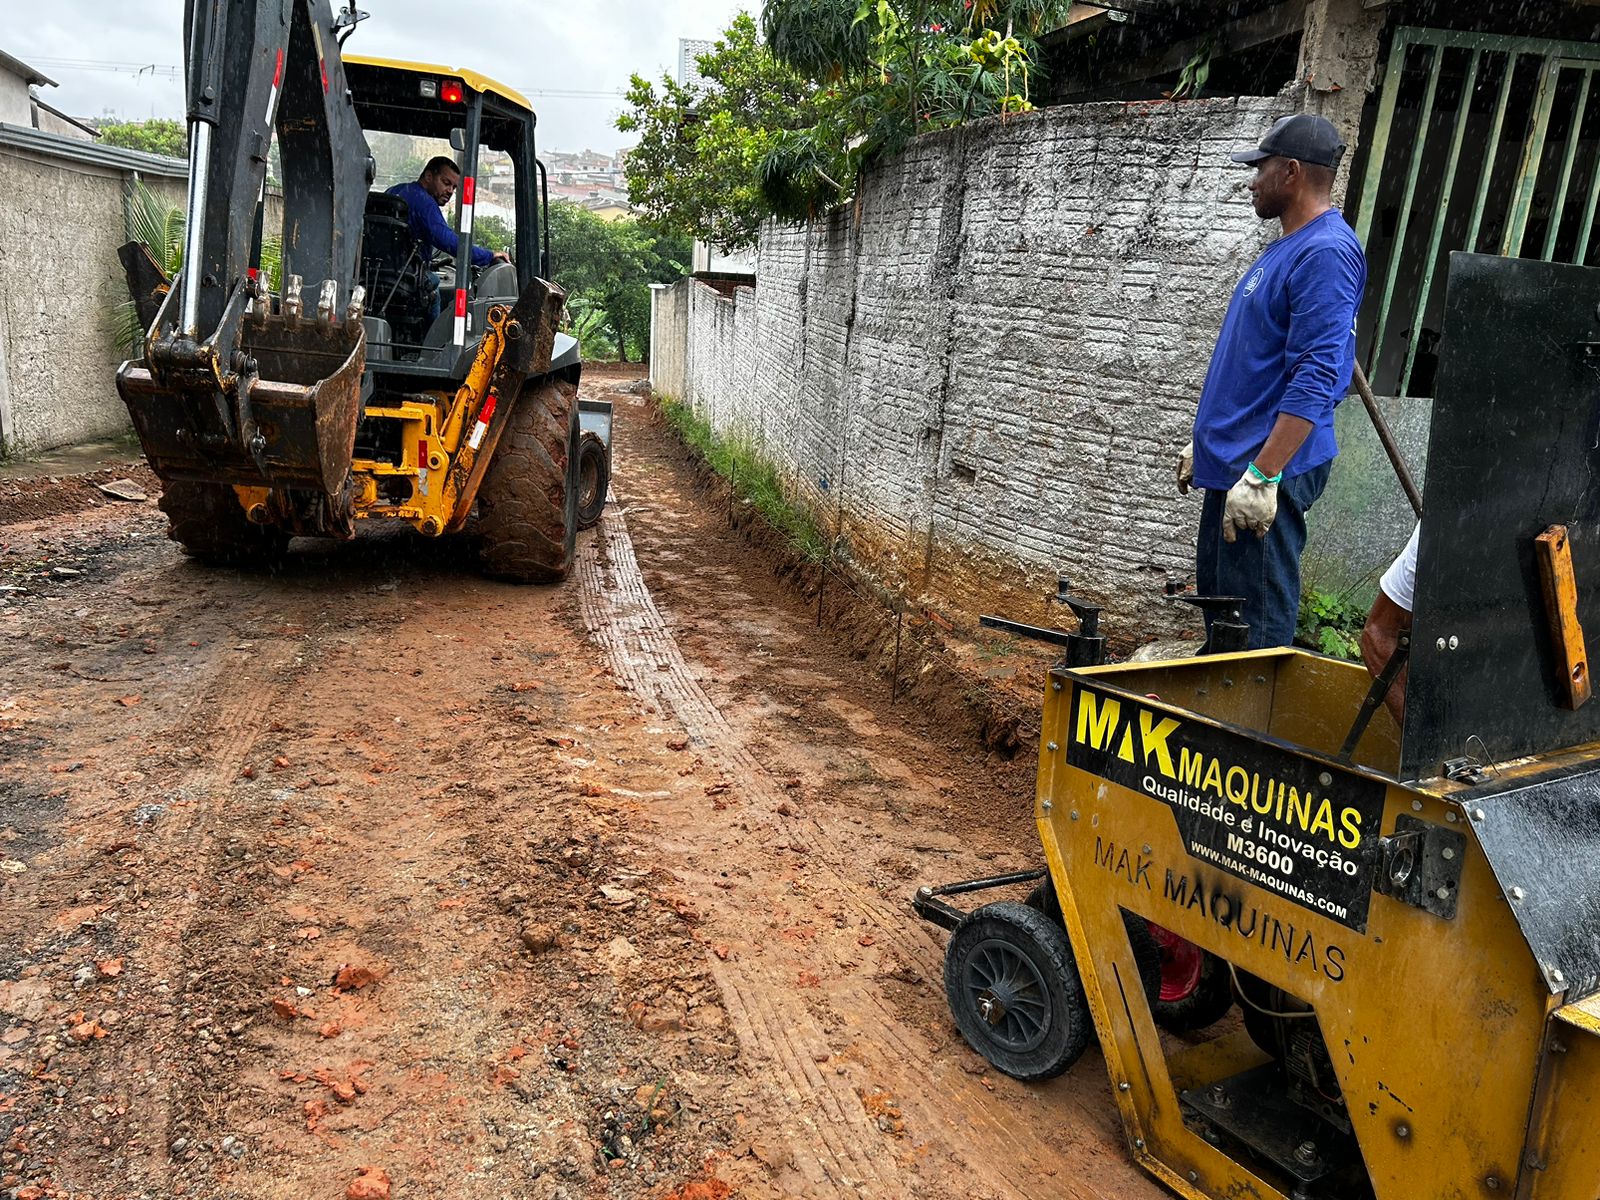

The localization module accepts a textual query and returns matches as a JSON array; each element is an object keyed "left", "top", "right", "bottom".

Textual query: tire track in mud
[
  {"left": 577, "top": 500, "right": 1135, "bottom": 1200},
  {"left": 0, "top": 538, "right": 310, "bottom": 1198},
  {"left": 579, "top": 506, "right": 890, "bottom": 1195},
  {"left": 114, "top": 625, "right": 307, "bottom": 1196}
]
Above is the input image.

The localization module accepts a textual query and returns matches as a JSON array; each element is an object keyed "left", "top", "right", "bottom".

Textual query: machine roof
[{"left": 342, "top": 53, "right": 533, "bottom": 114}]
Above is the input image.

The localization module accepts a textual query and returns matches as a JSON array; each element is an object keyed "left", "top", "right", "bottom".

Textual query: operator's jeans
[
  {"left": 1195, "top": 463, "right": 1331, "bottom": 652},
  {"left": 422, "top": 271, "right": 442, "bottom": 322}
]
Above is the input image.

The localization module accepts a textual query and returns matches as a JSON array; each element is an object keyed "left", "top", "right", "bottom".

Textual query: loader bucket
[{"left": 116, "top": 315, "right": 366, "bottom": 497}]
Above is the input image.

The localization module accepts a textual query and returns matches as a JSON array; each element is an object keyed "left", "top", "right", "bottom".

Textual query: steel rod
[
  {"left": 1578, "top": 144, "right": 1600, "bottom": 267},
  {"left": 1355, "top": 33, "right": 1413, "bottom": 248},
  {"left": 1354, "top": 361, "right": 1424, "bottom": 518},
  {"left": 891, "top": 607, "right": 903, "bottom": 703},
  {"left": 1504, "top": 56, "right": 1560, "bottom": 258},
  {"left": 1370, "top": 43, "right": 1442, "bottom": 386},
  {"left": 1340, "top": 635, "right": 1410, "bottom": 762},
  {"left": 1467, "top": 51, "right": 1520, "bottom": 253}
]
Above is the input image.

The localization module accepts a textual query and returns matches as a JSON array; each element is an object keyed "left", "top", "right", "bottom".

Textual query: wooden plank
[{"left": 1536, "top": 524, "right": 1593, "bottom": 709}]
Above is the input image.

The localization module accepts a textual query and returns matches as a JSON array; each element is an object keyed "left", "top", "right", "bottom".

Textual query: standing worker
[{"left": 1176, "top": 114, "right": 1368, "bottom": 650}]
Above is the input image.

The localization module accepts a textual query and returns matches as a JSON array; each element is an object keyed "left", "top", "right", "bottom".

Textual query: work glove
[
  {"left": 1176, "top": 441, "right": 1195, "bottom": 495},
  {"left": 1222, "top": 468, "right": 1278, "bottom": 543}
]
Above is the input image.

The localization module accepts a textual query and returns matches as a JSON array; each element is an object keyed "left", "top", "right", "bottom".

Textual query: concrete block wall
[
  {"left": 647, "top": 283, "right": 688, "bottom": 404},
  {"left": 930, "top": 99, "right": 1288, "bottom": 631},
  {"left": 650, "top": 94, "right": 1417, "bottom": 644},
  {"left": 0, "top": 149, "right": 186, "bottom": 456}
]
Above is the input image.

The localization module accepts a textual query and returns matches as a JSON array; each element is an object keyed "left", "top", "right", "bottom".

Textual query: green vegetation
[
  {"left": 1173, "top": 37, "right": 1215, "bottom": 100},
  {"left": 98, "top": 118, "right": 188, "bottom": 158},
  {"left": 112, "top": 179, "right": 281, "bottom": 355},
  {"left": 657, "top": 394, "right": 828, "bottom": 561},
  {"left": 547, "top": 203, "right": 690, "bottom": 362},
  {"left": 1296, "top": 586, "right": 1367, "bottom": 661},
  {"left": 618, "top": 3, "right": 1068, "bottom": 247},
  {"left": 475, "top": 213, "right": 514, "bottom": 256}
]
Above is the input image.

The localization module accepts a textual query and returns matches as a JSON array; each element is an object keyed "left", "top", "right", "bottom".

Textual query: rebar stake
[{"left": 891, "top": 607, "right": 904, "bottom": 703}]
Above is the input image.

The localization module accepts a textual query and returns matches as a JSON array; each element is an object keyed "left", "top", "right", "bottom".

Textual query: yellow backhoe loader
[{"left": 117, "top": 0, "right": 610, "bottom": 580}]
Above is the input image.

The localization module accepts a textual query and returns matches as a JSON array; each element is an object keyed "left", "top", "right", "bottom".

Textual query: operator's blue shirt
[
  {"left": 1192, "top": 209, "right": 1367, "bottom": 490},
  {"left": 385, "top": 181, "right": 494, "bottom": 269}
]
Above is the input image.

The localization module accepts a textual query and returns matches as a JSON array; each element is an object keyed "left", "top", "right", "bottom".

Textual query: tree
[
  {"left": 618, "top": 13, "right": 825, "bottom": 250},
  {"left": 546, "top": 202, "right": 689, "bottom": 361},
  {"left": 99, "top": 118, "right": 188, "bottom": 159},
  {"left": 475, "top": 214, "right": 514, "bottom": 256},
  {"left": 617, "top": 3, "right": 1070, "bottom": 243},
  {"left": 759, "top": 0, "right": 1063, "bottom": 215}
]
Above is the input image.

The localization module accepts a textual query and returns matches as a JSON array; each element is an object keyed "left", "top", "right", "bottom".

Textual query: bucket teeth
[{"left": 116, "top": 314, "right": 366, "bottom": 504}]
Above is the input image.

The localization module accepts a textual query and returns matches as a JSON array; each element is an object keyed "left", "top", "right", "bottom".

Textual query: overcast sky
[{"left": 10, "top": 0, "right": 748, "bottom": 154}]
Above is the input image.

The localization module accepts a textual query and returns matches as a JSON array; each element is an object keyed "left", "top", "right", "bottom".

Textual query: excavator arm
[{"left": 118, "top": 0, "right": 373, "bottom": 514}]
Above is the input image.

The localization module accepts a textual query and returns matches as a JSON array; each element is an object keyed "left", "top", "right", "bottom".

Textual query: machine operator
[
  {"left": 1177, "top": 114, "right": 1368, "bottom": 651},
  {"left": 387, "top": 155, "right": 511, "bottom": 320}
]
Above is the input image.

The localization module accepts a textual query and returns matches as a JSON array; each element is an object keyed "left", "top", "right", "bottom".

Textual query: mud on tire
[
  {"left": 159, "top": 480, "right": 288, "bottom": 566},
  {"left": 476, "top": 375, "right": 580, "bottom": 583}
]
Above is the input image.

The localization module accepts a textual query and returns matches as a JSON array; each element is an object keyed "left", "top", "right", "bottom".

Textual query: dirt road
[{"left": 0, "top": 368, "right": 1164, "bottom": 1200}]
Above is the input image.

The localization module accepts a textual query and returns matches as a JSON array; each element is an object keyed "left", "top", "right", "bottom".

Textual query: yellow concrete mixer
[{"left": 917, "top": 253, "right": 1600, "bottom": 1200}]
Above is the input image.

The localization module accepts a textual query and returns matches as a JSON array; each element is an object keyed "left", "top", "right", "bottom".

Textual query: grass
[{"left": 657, "top": 394, "right": 828, "bottom": 563}]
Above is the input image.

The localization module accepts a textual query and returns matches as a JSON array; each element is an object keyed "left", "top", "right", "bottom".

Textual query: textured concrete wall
[
  {"left": 0, "top": 147, "right": 186, "bottom": 455},
  {"left": 1302, "top": 395, "right": 1429, "bottom": 602},
  {"left": 0, "top": 79, "right": 30, "bottom": 128},
  {"left": 0, "top": 138, "right": 291, "bottom": 457},
  {"left": 648, "top": 284, "right": 687, "bottom": 401},
  {"left": 656, "top": 95, "right": 1330, "bottom": 644}
]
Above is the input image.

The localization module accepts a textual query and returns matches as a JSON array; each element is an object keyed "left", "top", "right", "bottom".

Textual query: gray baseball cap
[{"left": 1231, "top": 114, "right": 1347, "bottom": 169}]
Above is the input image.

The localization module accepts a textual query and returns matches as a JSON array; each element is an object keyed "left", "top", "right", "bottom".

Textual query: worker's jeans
[{"left": 1195, "top": 462, "right": 1331, "bottom": 651}]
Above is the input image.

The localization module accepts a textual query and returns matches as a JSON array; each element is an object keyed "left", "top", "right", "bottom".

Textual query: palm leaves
[
  {"left": 758, "top": 129, "right": 853, "bottom": 223},
  {"left": 125, "top": 178, "right": 186, "bottom": 276},
  {"left": 763, "top": 0, "right": 873, "bottom": 81},
  {"left": 113, "top": 178, "right": 284, "bottom": 355},
  {"left": 112, "top": 179, "right": 184, "bottom": 356}
]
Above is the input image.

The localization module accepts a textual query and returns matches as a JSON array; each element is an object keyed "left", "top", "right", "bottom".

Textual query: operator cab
[{"left": 341, "top": 56, "right": 554, "bottom": 381}]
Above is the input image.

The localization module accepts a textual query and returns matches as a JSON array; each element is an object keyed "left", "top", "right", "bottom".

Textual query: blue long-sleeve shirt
[
  {"left": 1192, "top": 209, "right": 1367, "bottom": 490},
  {"left": 386, "top": 180, "right": 494, "bottom": 269}
]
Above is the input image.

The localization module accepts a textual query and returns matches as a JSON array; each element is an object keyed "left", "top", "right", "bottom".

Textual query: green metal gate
[{"left": 1352, "top": 27, "right": 1600, "bottom": 399}]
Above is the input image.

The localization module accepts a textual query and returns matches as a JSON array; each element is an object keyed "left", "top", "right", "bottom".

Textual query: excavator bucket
[{"left": 116, "top": 313, "right": 366, "bottom": 497}]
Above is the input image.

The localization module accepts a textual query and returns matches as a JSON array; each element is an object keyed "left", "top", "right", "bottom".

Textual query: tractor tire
[
  {"left": 476, "top": 376, "right": 580, "bottom": 583},
  {"left": 1145, "top": 921, "right": 1236, "bottom": 1032},
  {"left": 1024, "top": 881, "right": 1162, "bottom": 1008},
  {"left": 159, "top": 480, "right": 288, "bottom": 567},
  {"left": 575, "top": 431, "right": 609, "bottom": 530},
  {"left": 944, "top": 901, "right": 1091, "bottom": 1082}
]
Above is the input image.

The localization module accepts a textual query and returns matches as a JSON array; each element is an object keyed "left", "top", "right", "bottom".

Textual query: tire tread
[{"left": 476, "top": 377, "right": 579, "bottom": 583}]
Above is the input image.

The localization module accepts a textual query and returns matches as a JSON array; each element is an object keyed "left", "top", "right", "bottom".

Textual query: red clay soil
[{"left": 0, "top": 366, "right": 1165, "bottom": 1200}]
